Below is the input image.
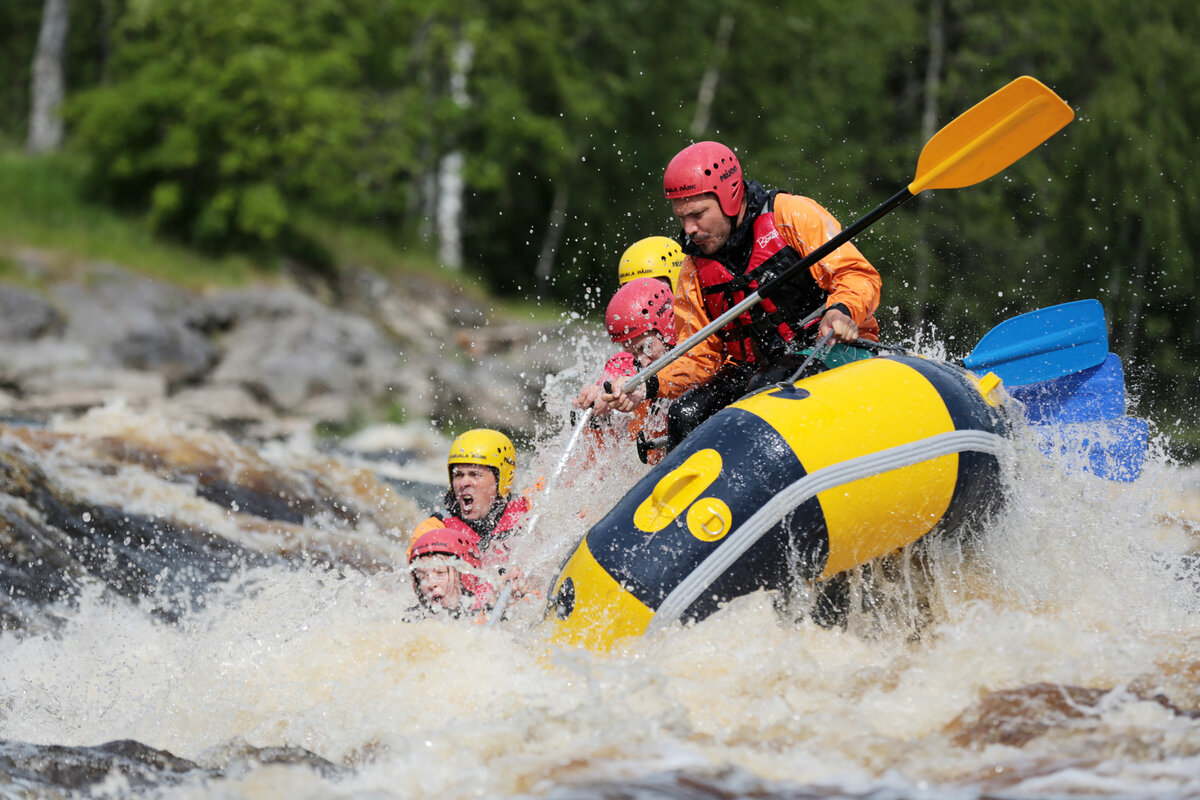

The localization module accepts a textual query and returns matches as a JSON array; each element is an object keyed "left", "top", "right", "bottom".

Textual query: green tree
[
  {"left": 915, "top": 0, "right": 1199, "bottom": 445},
  {"left": 68, "top": 0, "right": 424, "bottom": 254}
]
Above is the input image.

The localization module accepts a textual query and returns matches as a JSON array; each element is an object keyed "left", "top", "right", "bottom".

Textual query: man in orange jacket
[{"left": 594, "top": 141, "right": 881, "bottom": 449}]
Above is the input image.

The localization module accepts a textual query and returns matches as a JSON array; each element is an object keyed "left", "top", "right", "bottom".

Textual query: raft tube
[{"left": 548, "top": 355, "right": 1010, "bottom": 651}]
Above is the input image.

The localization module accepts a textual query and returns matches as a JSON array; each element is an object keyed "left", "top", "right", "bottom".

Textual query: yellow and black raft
[
  {"left": 548, "top": 355, "right": 1010, "bottom": 651},
  {"left": 544, "top": 76, "right": 1083, "bottom": 650}
]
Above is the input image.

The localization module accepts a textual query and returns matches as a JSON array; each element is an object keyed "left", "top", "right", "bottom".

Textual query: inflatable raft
[{"left": 546, "top": 302, "right": 1149, "bottom": 651}]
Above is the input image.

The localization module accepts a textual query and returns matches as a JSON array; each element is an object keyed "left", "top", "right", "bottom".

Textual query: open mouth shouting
[
  {"left": 457, "top": 486, "right": 478, "bottom": 516},
  {"left": 450, "top": 464, "right": 499, "bottom": 521}
]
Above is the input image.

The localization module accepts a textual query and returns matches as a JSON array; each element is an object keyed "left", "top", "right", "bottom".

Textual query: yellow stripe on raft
[
  {"left": 552, "top": 538, "right": 654, "bottom": 651},
  {"left": 731, "top": 358, "right": 962, "bottom": 579}
]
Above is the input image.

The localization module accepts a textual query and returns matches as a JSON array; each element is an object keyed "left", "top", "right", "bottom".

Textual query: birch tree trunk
[
  {"left": 690, "top": 14, "right": 735, "bottom": 137},
  {"left": 436, "top": 38, "right": 474, "bottom": 271},
  {"left": 27, "top": 0, "right": 72, "bottom": 154},
  {"left": 535, "top": 182, "right": 569, "bottom": 297},
  {"left": 437, "top": 151, "right": 466, "bottom": 270}
]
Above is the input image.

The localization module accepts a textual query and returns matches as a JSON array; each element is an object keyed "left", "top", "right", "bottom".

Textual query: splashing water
[{"left": 2, "top": 332, "right": 1200, "bottom": 800}]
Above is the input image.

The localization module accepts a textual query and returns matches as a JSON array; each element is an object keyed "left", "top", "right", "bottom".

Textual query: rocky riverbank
[{"left": 0, "top": 248, "right": 589, "bottom": 445}]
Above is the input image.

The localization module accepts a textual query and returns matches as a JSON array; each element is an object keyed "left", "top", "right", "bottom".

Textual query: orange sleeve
[
  {"left": 652, "top": 255, "right": 727, "bottom": 399},
  {"left": 773, "top": 194, "right": 881, "bottom": 331}
]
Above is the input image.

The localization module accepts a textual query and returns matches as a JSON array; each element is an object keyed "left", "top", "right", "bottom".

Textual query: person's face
[
  {"left": 413, "top": 558, "right": 463, "bottom": 610},
  {"left": 451, "top": 464, "right": 499, "bottom": 520},
  {"left": 622, "top": 331, "right": 669, "bottom": 367},
  {"left": 671, "top": 194, "right": 732, "bottom": 255}
]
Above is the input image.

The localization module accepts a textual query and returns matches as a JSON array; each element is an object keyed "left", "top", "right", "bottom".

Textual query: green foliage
[
  {"left": 68, "top": 0, "right": 424, "bottom": 254},
  {"left": 0, "top": 147, "right": 264, "bottom": 287}
]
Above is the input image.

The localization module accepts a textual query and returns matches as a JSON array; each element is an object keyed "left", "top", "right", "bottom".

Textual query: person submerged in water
[
  {"left": 403, "top": 519, "right": 494, "bottom": 621},
  {"left": 410, "top": 428, "right": 531, "bottom": 606},
  {"left": 411, "top": 428, "right": 530, "bottom": 563}
]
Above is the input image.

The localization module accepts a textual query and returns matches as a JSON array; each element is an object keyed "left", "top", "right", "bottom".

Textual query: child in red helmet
[
  {"left": 573, "top": 277, "right": 677, "bottom": 464},
  {"left": 403, "top": 518, "right": 495, "bottom": 621}
]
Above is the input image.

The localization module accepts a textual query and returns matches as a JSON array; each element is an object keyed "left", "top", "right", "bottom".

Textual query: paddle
[
  {"left": 485, "top": 407, "right": 593, "bottom": 627},
  {"left": 961, "top": 299, "right": 1108, "bottom": 386},
  {"left": 609, "top": 75, "right": 1074, "bottom": 398},
  {"left": 1006, "top": 352, "right": 1125, "bottom": 424},
  {"left": 843, "top": 302, "right": 1107, "bottom": 390}
]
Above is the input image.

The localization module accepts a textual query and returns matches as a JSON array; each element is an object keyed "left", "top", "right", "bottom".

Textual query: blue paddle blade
[
  {"left": 1030, "top": 416, "right": 1149, "bottom": 482},
  {"left": 1007, "top": 352, "right": 1126, "bottom": 424},
  {"left": 963, "top": 299, "right": 1108, "bottom": 386}
]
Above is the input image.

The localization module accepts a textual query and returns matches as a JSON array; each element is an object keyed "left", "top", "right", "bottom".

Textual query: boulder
[
  {"left": 0, "top": 286, "right": 61, "bottom": 340},
  {"left": 50, "top": 264, "right": 217, "bottom": 384}
]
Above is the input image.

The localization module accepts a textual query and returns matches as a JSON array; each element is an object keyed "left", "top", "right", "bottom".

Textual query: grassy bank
[
  {"left": 0, "top": 147, "right": 553, "bottom": 324},
  {"left": 0, "top": 149, "right": 268, "bottom": 288}
]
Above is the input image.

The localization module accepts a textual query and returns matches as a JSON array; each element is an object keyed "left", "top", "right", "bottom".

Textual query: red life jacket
[
  {"left": 491, "top": 496, "right": 530, "bottom": 541},
  {"left": 476, "top": 495, "right": 529, "bottom": 566},
  {"left": 430, "top": 494, "right": 531, "bottom": 566},
  {"left": 692, "top": 193, "right": 826, "bottom": 363}
]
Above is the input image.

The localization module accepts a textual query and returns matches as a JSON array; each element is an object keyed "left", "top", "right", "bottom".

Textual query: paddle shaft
[
  {"left": 620, "top": 187, "right": 915, "bottom": 394},
  {"left": 484, "top": 407, "right": 593, "bottom": 627}
]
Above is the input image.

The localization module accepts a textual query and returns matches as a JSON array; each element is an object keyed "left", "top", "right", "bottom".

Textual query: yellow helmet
[
  {"left": 447, "top": 428, "right": 516, "bottom": 497},
  {"left": 617, "top": 236, "right": 683, "bottom": 294}
]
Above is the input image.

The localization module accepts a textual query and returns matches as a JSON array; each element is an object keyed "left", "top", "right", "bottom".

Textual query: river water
[{"left": 2, "top": 363, "right": 1200, "bottom": 799}]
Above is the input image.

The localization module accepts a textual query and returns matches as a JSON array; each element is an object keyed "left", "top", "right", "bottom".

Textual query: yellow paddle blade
[{"left": 909, "top": 76, "right": 1074, "bottom": 195}]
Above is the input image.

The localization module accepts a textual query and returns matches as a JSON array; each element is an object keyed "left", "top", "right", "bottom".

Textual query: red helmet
[
  {"left": 663, "top": 141, "right": 744, "bottom": 217},
  {"left": 408, "top": 518, "right": 482, "bottom": 569},
  {"left": 605, "top": 277, "right": 676, "bottom": 345},
  {"left": 408, "top": 518, "right": 489, "bottom": 600}
]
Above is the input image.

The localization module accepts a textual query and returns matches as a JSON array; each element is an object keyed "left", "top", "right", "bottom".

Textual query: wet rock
[
  {"left": 0, "top": 414, "right": 423, "bottom": 617},
  {"left": 339, "top": 267, "right": 491, "bottom": 334},
  {"left": 0, "top": 338, "right": 92, "bottom": 390},
  {"left": 946, "top": 682, "right": 1200, "bottom": 748},
  {"left": 0, "top": 430, "right": 277, "bottom": 621},
  {"left": 205, "top": 284, "right": 405, "bottom": 417},
  {"left": 0, "top": 498, "right": 81, "bottom": 628},
  {"left": 344, "top": 269, "right": 456, "bottom": 348},
  {"left": 199, "top": 737, "right": 341, "bottom": 778},
  {"left": 0, "top": 285, "right": 61, "bottom": 340},
  {"left": 0, "top": 736, "right": 339, "bottom": 794},
  {"left": 0, "top": 738, "right": 199, "bottom": 792},
  {"left": 161, "top": 384, "right": 277, "bottom": 430},
  {"left": 0, "top": 259, "right": 583, "bottom": 437},
  {"left": 51, "top": 264, "right": 217, "bottom": 384},
  {"left": 203, "top": 284, "right": 332, "bottom": 329},
  {"left": 16, "top": 368, "right": 168, "bottom": 416},
  {"left": 209, "top": 314, "right": 396, "bottom": 412}
]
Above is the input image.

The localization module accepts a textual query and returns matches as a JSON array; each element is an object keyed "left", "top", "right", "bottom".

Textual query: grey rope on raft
[{"left": 646, "top": 429, "right": 1007, "bottom": 632}]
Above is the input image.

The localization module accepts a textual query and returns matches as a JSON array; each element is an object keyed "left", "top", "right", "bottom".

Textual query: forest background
[{"left": 2, "top": 0, "right": 1197, "bottom": 458}]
